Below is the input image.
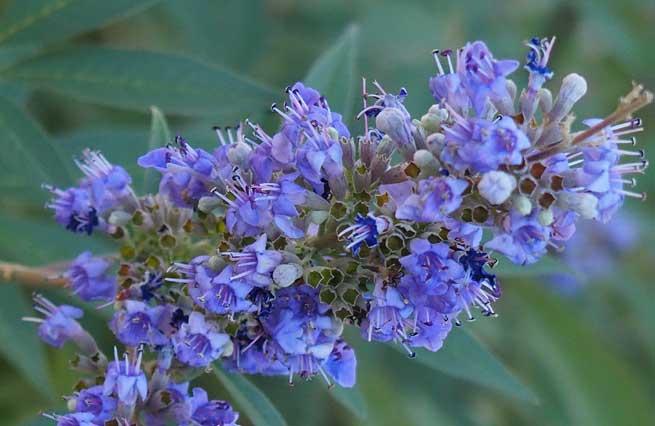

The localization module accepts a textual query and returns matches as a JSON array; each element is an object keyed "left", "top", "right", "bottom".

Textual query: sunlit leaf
[
  {"left": 0, "top": 0, "right": 162, "bottom": 47},
  {"left": 214, "top": 365, "right": 288, "bottom": 426},
  {"left": 391, "top": 328, "right": 538, "bottom": 403},
  {"left": 305, "top": 24, "right": 359, "bottom": 121},
  {"left": 2, "top": 46, "right": 277, "bottom": 117}
]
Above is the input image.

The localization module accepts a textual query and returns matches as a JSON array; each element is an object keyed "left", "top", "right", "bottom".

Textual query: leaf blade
[
  {"left": 304, "top": 24, "right": 359, "bottom": 121},
  {"left": 325, "top": 385, "right": 368, "bottom": 420},
  {"left": 0, "top": 0, "right": 162, "bottom": 47},
  {"left": 143, "top": 106, "right": 171, "bottom": 193},
  {"left": 391, "top": 328, "right": 538, "bottom": 403},
  {"left": 2, "top": 46, "right": 277, "bottom": 118},
  {"left": 213, "top": 365, "right": 288, "bottom": 426}
]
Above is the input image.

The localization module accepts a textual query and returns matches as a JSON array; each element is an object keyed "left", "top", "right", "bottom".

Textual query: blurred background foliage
[{"left": 0, "top": 0, "right": 653, "bottom": 425}]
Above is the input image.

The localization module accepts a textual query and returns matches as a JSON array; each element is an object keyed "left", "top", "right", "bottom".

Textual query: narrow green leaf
[
  {"left": 0, "top": 284, "right": 52, "bottom": 398},
  {"left": 514, "top": 282, "right": 652, "bottom": 425},
  {"left": 325, "top": 385, "right": 368, "bottom": 419},
  {"left": 391, "top": 328, "right": 538, "bottom": 403},
  {"left": 214, "top": 365, "right": 288, "bottom": 426},
  {"left": 2, "top": 46, "right": 277, "bottom": 118},
  {"left": 0, "top": 95, "right": 71, "bottom": 199},
  {"left": 304, "top": 24, "right": 359, "bottom": 121},
  {"left": 143, "top": 106, "right": 172, "bottom": 193},
  {"left": 0, "top": 0, "right": 162, "bottom": 47}
]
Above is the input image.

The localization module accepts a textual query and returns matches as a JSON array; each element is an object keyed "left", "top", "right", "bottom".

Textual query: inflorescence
[{"left": 30, "top": 37, "right": 651, "bottom": 425}]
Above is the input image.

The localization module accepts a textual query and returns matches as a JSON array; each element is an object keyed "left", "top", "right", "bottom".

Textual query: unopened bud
[
  {"left": 227, "top": 142, "right": 252, "bottom": 168},
  {"left": 198, "top": 196, "right": 221, "bottom": 213},
  {"left": 512, "top": 194, "right": 533, "bottom": 216},
  {"left": 413, "top": 149, "right": 440, "bottom": 176},
  {"left": 558, "top": 192, "right": 598, "bottom": 219},
  {"left": 549, "top": 73, "right": 587, "bottom": 123},
  {"left": 108, "top": 211, "right": 132, "bottom": 226},
  {"left": 273, "top": 263, "right": 303, "bottom": 288},
  {"left": 537, "top": 208, "right": 554, "bottom": 226},
  {"left": 478, "top": 171, "right": 517, "bottom": 205}
]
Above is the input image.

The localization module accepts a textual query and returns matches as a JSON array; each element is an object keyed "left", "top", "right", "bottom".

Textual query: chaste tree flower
[{"left": 30, "top": 36, "right": 651, "bottom": 425}]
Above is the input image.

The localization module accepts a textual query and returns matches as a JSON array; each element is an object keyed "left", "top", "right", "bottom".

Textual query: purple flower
[
  {"left": 44, "top": 186, "right": 100, "bottom": 235},
  {"left": 24, "top": 295, "right": 86, "bottom": 349},
  {"left": 296, "top": 127, "right": 345, "bottom": 195},
  {"left": 172, "top": 258, "right": 254, "bottom": 315},
  {"left": 380, "top": 176, "right": 468, "bottom": 223},
  {"left": 46, "top": 412, "right": 96, "bottom": 426},
  {"left": 248, "top": 125, "right": 296, "bottom": 183},
  {"left": 103, "top": 348, "right": 148, "bottom": 406},
  {"left": 138, "top": 136, "right": 226, "bottom": 207},
  {"left": 457, "top": 41, "right": 519, "bottom": 115},
  {"left": 188, "top": 387, "right": 239, "bottom": 426},
  {"left": 110, "top": 300, "right": 171, "bottom": 347},
  {"left": 485, "top": 210, "right": 551, "bottom": 265},
  {"left": 338, "top": 214, "right": 391, "bottom": 255},
  {"left": 65, "top": 251, "right": 116, "bottom": 302},
  {"left": 442, "top": 114, "right": 530, "bottom": 173},
  {"left": 323, "top": 339, "right": 357, "bottom": 388},
  {"left": 143, "top": 382, "right": 191, "bottom": 426},
  {"left": 70, "top": 385, "right": 117, "bottom": 424},
  {"left": 76, "top": 150, "right": 134, "bottom": 212},
  {"left": 429, "top": 49, "right": 470, "bottom": 112},
  {"left": 222, "top": 234, "right": 283, "bottom": 287},
  {"left": 361, "top": 280, "right": 413, "bottom": 344},
  {"left": 217, "top": 172, "right": 306, "bottom": 238},
  {"left": 172, "top": 312, "right": 231, "bottom": 367}
]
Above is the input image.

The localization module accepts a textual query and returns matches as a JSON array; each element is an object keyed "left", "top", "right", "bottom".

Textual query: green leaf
[
  {"left": 2, "top": 46, "right": 277, "bottom": 118},
  {"left": 325, "top": 385, "right": 368, "bottom": 420},
  {"left": 0, "top": 95, "right": 70, "bottom": 200},
  {"left": 0, "top": 284, "right": 52, "bottom": 399},
  {"left": 304, "top": 24, "right": 359, "bottom": 121},
  {"left": 494, "top": 255, "right": 579, "bottom": 279},
  {"left": 0, "top": 0, "right": 162, "bottom": 47},
  {"left": 213, "top": 365, "right": 288, "bottom": 426},
  {"left": 514, "top": 282, "right": 652, "bottom": 425},
  {"left": 391, "top": 328, "right": 538, "bottom": 403},
  {"left": 143, "top": 106, "right": 171, "bottom": 193}
]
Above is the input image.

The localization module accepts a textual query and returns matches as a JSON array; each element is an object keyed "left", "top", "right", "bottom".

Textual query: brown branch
[{"left": 0, "top": 261, "right": 67, "bottom": 287}]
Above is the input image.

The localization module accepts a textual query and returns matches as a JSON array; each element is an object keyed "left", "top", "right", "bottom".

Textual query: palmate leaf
[
  {"left": 0, "top": 0, "right": 162, "bottom": 48},
  {"left": 1, "top": 46, "right": 277, "bottom": 118},
  {"left": 391, "top": 328, "right": 538, "bottom": 403},
  {"left": 213, "top": 365, "right": 288, "bottom": 426},
  {"left": 304, "top": 24, "right": 360, "bottom": 123},
  {"left": 0, "top": 95, "right": 71, "bottom": 201}
]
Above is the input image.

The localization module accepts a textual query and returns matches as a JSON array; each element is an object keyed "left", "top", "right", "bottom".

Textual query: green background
[{"left": 0, "top": 1, "right": 653, "bottom": 425}]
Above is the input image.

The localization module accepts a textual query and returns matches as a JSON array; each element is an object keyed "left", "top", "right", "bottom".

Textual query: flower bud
[
  {"left": 327, "top": 127, "right": 340, "bottom": 141},
  {"left": 413, "top": 149, "right": 440, "bottom": 177},
  {"left": 226, "top": 142, "right": 251, "bottom": 168},
  {"left": 549, "top": 73, "right": 587, "bottom": 123},
  {"left": 108, "top": 210, "right": 132, "bottom": 226},
  {"left": 558, "top": 192, "right": 598, "bottom": 219},
  {"left": 512, "top": 194, "right": 532, "bottom": 216},
  {"left": 376, "top": 107, "right": 416, "bottom": 160},
  {"left": 273, "top": 263, "right": 303, "bottom": 288},
  {"left": 537, "top": 208, "right": 554, "bottom": 226},
  {"left": 198, "top": 196, "right": 221, "bottom": 213},
  {"left": 478, "top": 171, "right": 517, "bottom": 205}
]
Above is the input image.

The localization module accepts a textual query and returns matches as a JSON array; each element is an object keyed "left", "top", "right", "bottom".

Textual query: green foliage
[{"left": 214, "top": 366, "right": 288, "bottom": 426}]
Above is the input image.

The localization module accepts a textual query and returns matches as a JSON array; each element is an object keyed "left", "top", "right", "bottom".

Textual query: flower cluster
[{"left": 30, "top": 37, "right": 651, "bottom": 424}]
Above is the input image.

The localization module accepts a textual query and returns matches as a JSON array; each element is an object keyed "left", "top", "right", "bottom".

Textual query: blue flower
[
  {"left": 429, "top": 49, "right": 470, "bottom": 112},
  {"left": 338, "top": 214, "right": 391, "bottom": 255},
  {"left": 45, "top": 186, "right": 100, "bottom": 235},
  {"left": 380, "top": 176, "right": 468, "bottom": 223},
  {"left": 172, "top": 312, "right": 231, "bottom": 367},
  {"left": 103, "top": 348, "right": 148, "bottom": 406},
  {"left": 442, "top": 114, "right": 530, "bottom": 173},
  {"left": 361, "top": 280, "right": 413, "bottom": 344},
  {"left": 76, "top": 150, "right": 134, "bottom": 212},
  {"left": 65, "top": 251, "right": 116, "bottom": 302},
  {"left": 296, "top": 127, "right": 345, "bottom": 196},
  {"left": 25, "top": 294, "right": 86, "bottom": 349},
  {"left": 45, "top": 412, "right": 97, "bottom": 426},
  {"left": 70, "top": 385, "right": 117, "bottom": 424},
  {"left": 188, "top": 387, "right": 240, "bottom": 426},
  {"left": 222, "top": 234, "right": 283, "bottom": 287},
  {"left": 217, "top": 172, "right": 306, "bottom": 238},
  {"left": 323, "top": 339, "right": 357, "bottom": 388},
  {"left": 485, "top": 209, "right": 551, "bottom": 265},
  {"left": 457, "top": 41, "right": 519, "bottom": 115},
  {"left": 110, "top": 300, "right": 171, "bottom": 347}
]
